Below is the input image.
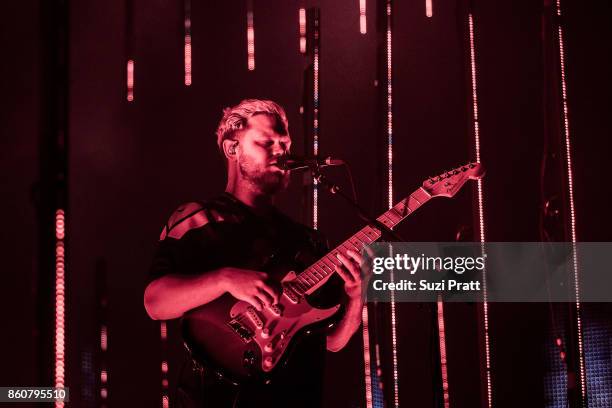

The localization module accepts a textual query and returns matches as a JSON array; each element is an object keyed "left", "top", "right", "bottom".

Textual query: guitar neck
[{"left": 292, "top": 187, "right": 432, "bottom": 295}]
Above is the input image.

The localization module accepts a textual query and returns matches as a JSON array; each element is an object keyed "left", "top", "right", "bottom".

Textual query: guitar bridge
[{"left": 227, "top": 319, "right": 254, "bottom": 343}]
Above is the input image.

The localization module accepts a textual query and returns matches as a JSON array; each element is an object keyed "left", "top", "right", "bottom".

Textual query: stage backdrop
[{"left": 2, "top": 0, "right": 611, "bottom": 407}]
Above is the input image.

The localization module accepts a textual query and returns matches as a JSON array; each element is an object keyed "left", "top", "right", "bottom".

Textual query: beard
[{"left": 239, "top": 159, "right": 290, "bottom": 195}]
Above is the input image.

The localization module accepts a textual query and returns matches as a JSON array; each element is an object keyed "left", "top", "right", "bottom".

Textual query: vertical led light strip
[
  {"left": 359, "top": 0, "right": 367, "bottom": 34},
  {"left": 362, "top": 306, "right": 374, "bottom": 408},
  {"left": 467, "top": 13, "right": 492, "bottom": 408},
  {"left": 126, "top": 60, "right": 134, "bottom": 102},
  {"left": 299, "top": 8, "right": 306, "bottom": 54},
  {"left": 100, "top": 323, "right": 108, "bottom": 405},
  {"left": 247, "top": 0, "right": 255, "bottom": 71},
  {"left": 384, "top": 1, "right": 399, "bottom": 407},
  {"left": 437, "top": 298, "right": 450, "bottom": 408},
  {"left": 359, "top": 2, "right": 372, "bottom": 396},
  {"left": 161, "top": 321, "right": 169, "bottom": 408},
  {"left": 312, "top": 10, "right": 320, "bottom": 229},
  {"left": 555, "top": 0, "right": 586, "bottom": 403},
  {"left": 55, "top": 209, "right": 66, "bottom": 408},
  {"left": 426, "top": 0, "right": 433, "bottom": 18},
  {"left": 100, "top": 324, "right": 108, "bottom": 404},
  {"left": 425, "top": 0, "right": 433, "bottom": 17},
  {"left": 184, "top": 0, "right": 192, "bottom": 86},
  {"left": 385, "top": 1, "right": 393, "bottom": 210}
]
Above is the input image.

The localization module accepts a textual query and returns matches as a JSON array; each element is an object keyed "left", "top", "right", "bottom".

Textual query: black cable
[{"left": 341, "top": 162, "right": 358, "bottom": 203}]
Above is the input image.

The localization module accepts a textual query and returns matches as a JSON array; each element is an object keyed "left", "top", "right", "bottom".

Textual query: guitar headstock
[{"left": 422, "top": 162, "right": 485, "bottom": 198}]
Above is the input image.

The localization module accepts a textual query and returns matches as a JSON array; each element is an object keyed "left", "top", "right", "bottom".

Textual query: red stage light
[
  {"left": 359, "top": 0, "right": 367, "bottom": 34},
  {"left": 299, "top": 8, "right": 306, "bottom": 53},
  {"left": 100, "top": 325, "right": 108, "bottom": 351},
  {"left": 555, "top": 0, "right": 586, "bottom": 400},
  {"left": 361, "top": 305, "right": 373, "bottom": 408},
  {"left": 126, "top": 60, "right": 134, "bottom": 101},
  {"left": 184, "top": 0, "right": 192, "bottom": 86},
  {"left": 468, "top": 13, "right": 492, "bottom": 408},
  {"left": 247, "top": 0, "right": 255, "bottom": 71},
  {"left": 55, "top": 210, "right": 66, "bottom": 408},
  {"left": 437, "top": 298, "right": 450, "bottom": 408}
]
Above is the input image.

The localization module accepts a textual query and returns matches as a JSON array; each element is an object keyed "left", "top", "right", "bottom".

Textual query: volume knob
[{"left": 263, "top": 356, "right": 274, "bottom": 368}]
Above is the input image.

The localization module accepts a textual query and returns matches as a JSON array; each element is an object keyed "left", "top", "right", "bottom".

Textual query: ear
[{"left": 222, "top": 139, "right": 239, "bottom": 161}]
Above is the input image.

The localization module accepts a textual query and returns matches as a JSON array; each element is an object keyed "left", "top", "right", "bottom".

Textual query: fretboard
[{"left": 291, "top": 187, "right": 432, "bottom": 295}]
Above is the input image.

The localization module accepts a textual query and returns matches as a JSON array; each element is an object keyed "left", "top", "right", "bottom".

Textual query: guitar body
[{"left": 182, "top": 270, "right": 340, "bottom": 384}]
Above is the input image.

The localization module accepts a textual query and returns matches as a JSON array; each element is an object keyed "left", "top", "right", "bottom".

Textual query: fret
[
  {"left": 384, "top": 209, "right": 402, "bottom": 224},
  {"left": 367, "top": 226, "right": 383, "bottom": 240},
  {"left": 394, "top": 203, "right": 410, "bottom": 217},
  {"left": 390, "top": 206, "right": 404, "bottom": 218},
  {"left": 319, "top": 260, "right": 336, "bottom": 275},
  {"left": 311, "top": 264, "right": 326, "bottom": 278},
  {"left": 303, "top": 274, "right": 316, "bottom": 285},
  {"left": 318, "top": 260, "right": 335, "bottom": 273},
  {"left": 293, "top": 280, "right": 306, "bottom": 292},
  {"left": 325, "top": 253, "right": 343, "bottom": 269},
  {"left": 397, "top": 198, "right": 413, "bottom": 216},
  {"left": 377, "top": 215, "right": 395, "bottom": 230},
  {"left": 344, "top": 240, "right": 361, "bottom": 252},
  {"left": 349, "top": 236, "right": 367, "bottom": 249},
  {"left": 309, "top": 267, "right": 322, "bottom": 280},
  {"left": 341, "top": 241, "right": 359, "bottom": 253},
  {"left": 361, "top": 227, "right": 381, "bottom": 241},
  {"left": 356, "top": 229, "right": 374, "bottom": 244}
]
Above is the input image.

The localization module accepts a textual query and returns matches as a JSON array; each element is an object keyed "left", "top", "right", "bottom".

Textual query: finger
[
  {"left": 246, "top": 295, "right": 263, "bottom": 311},
  {"left": 260, "top": 282, "right": 281, "bottom": 305},
  {"left": 335, "top": 263, "right": 355, "bottom": 284},
  {"left": 362, "top": 245, "right": 376, "bottom": 261},
  {"left": 338, "top": 252, "right": 361, "bottom": 281},
  {"left": 256, "top": 287, "right": 275, "bottom": 308},
  {"left": 354, "top": 247, "right": 375, "bottom": 278},
  {"left": 336, "top": 252, "right": 358, "bottom": 270},
  {"left": 346, "top": 250, "right": 365, "bottom": 267}
]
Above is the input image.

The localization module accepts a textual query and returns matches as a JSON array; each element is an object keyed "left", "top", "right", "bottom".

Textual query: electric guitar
[{"left": 182, "top": 162, "right": 485, "bottom": 384}]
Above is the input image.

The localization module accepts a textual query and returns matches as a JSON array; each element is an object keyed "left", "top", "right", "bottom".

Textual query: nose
[{"left": 271, "top": 141, "right": 288, "bottom": 157}]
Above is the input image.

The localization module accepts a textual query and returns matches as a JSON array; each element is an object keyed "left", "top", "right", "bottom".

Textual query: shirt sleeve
[{"left": 147, "top": 201, "right": 214, "bottom": 284}]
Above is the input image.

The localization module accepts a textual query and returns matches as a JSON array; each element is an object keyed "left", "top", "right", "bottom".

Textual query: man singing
[{"left": 144, "top": 99, "right": 366, "bottom": 407}]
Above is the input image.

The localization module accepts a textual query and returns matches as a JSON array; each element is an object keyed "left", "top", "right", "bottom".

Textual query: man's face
[{"left": 235, "top": 113, "right": 291, "bottom": 194}]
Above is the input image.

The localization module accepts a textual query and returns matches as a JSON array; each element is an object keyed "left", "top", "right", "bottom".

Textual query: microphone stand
[{"left": 308, "top": 164, "right": 405, "bottom": 242}]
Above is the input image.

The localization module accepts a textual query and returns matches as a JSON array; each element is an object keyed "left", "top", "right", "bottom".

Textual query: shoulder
[{"left": 159, "top": 198, "right": 236, "bottom": 241}]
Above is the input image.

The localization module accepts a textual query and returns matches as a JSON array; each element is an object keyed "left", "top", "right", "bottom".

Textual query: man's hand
[
  {"left": 221, "top": 267, "right": 281, "bottom": 311},
  {"left": 335, "top": 249, "right": 373, "bottom": 300}
]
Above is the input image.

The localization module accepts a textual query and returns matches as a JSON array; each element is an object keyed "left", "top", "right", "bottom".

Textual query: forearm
[
  {"left": 144, "top": 268, "right": 227, "bottom": 320},
  {"left": 326, "top": 297, "right": 364, "bottom": 352}
]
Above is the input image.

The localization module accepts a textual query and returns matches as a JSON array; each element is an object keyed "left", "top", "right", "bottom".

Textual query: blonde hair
[{"left": 215, "top": 99, "right": 289, "bottom": 150}]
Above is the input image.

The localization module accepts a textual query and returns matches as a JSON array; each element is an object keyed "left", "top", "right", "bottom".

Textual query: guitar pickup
[
  {"left": 246, "top": 306, "right": 264, "bottom": 329},
  {"left": 268, "top": 304, "right": 283, "bottom": 316},
  {"left": 282, "top": 284, "right": 300, "bottom": 304}
]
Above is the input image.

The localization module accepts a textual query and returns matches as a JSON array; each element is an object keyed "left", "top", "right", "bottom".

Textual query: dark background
[{"left": 2, "top": 0, "right": 611, "bottom": 407}]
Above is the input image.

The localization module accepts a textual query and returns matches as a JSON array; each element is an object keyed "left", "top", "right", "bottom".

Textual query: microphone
[{"left": 276, "top": 154, "right": 345, "bottom": 171}]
